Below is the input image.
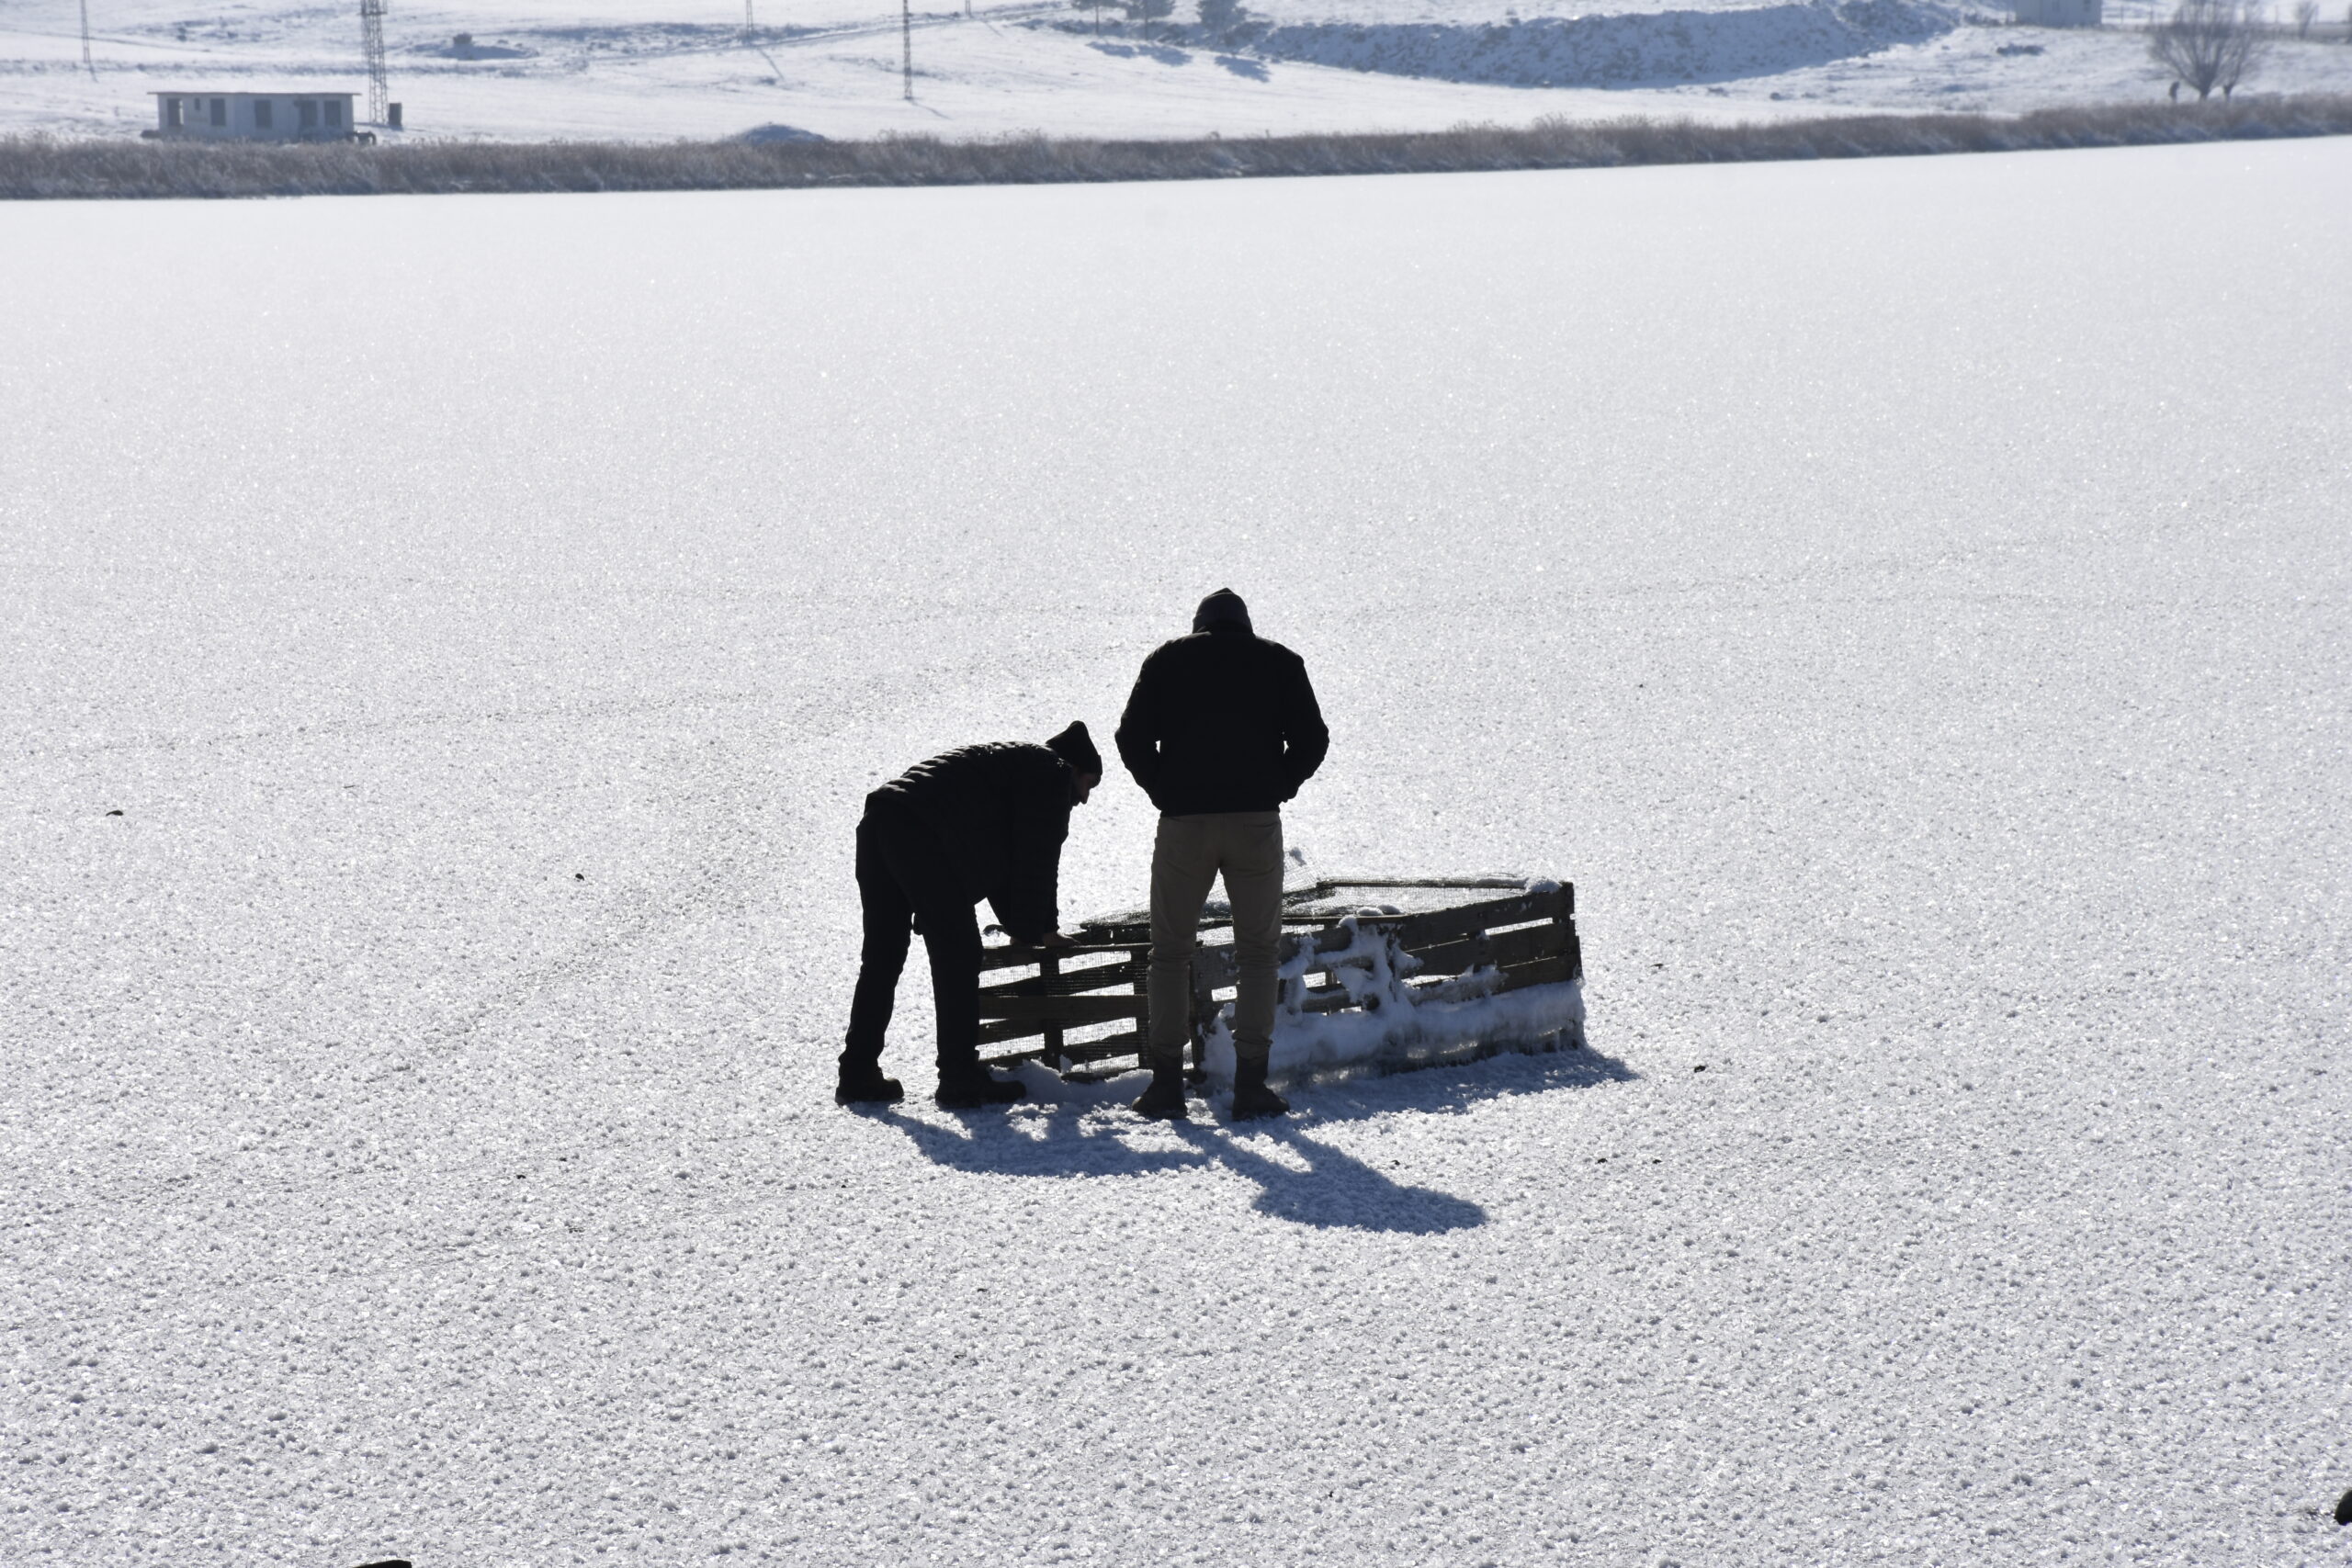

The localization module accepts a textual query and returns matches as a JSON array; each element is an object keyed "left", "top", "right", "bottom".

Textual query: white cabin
[
  {"left": 2011, "top": 0, "right": 2101, "bottom": 24},
  {"left": 148, "top": 91, "right": 362, "bottom": 141}
]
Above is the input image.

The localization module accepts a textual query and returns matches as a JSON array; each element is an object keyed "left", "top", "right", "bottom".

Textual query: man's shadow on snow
[{"left": 872, "top": 1044, "right": 1634, "bottom": 1235}]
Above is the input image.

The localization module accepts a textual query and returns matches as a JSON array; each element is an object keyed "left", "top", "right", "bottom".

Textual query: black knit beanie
[
  {"left": 1046, "top": 720, "right": 1102, "bottom": 775},
  {"left": 1193, "top": 588, "right": 1252, "bottom": 634}
]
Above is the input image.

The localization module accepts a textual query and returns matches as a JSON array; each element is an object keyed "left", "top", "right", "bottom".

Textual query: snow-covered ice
[{"left": 5, "top": 140, "right": 2351, "bottom": 1564}]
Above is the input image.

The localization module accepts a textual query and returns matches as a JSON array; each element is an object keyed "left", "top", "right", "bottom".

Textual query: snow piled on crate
[{"left": 1201, "top": 914, "right": 1586, "bottom": 1082}]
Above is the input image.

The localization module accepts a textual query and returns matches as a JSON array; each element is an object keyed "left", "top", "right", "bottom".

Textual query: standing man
[
  {"left": 840, "top": 722, "right": 1102, "bottom": 1110},
  {"left": 1115, "top": 590, "right": 1329, "bottom": 1122}
]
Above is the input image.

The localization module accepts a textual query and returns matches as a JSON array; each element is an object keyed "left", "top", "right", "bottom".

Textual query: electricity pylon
[{"left": 359, "top": 0, "right": 389, "bottom": 124}]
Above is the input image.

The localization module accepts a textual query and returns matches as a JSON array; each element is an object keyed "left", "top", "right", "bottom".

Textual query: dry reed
[{"left": 4, "top": 95, "right": 2348, "bottom": 200}]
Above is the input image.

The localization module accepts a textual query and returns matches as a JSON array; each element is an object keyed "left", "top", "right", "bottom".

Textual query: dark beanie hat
[
  {"left": 1193, "top": 588, "right": 1252, "bottom": 634},
  {"left": 1046, "top": 720, "right": 1102, "bottom": 774}
]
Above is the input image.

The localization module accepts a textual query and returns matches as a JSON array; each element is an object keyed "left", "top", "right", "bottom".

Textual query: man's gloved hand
[{"left": 1035, "top": 931, "right": 1077, "bottom": 951}]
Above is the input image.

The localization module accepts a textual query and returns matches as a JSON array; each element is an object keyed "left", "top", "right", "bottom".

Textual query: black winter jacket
[
  {"left": 869, "top": 742, "right": 1076, "bottom": 942},
  {"left": 1114, "top": 626, "right": 1329, "bottom": 816}
]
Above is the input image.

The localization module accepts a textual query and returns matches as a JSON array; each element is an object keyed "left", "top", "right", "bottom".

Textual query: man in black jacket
[
  {"left": 840, "top": 722, "right": 1102, "bottom": 1110},
  {"left": 1115, "top": 590, "right": 1328, "bottom": 1122}
]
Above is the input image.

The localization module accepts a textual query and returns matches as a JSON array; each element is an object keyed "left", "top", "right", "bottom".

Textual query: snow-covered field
[
  {"left": 6, "top": 0, "right": 2350, "bottom": 142},
  {"left": 6, "top": 138, "right": 2352, "bottom": 1565}
]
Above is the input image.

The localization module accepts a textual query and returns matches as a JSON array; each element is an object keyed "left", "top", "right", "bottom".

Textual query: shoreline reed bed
[{"left": 5, "top": 94, "right": 2349, "bottom": 199}]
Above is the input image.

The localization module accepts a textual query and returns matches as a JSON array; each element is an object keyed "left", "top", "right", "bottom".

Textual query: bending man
[
  {"left": 1115, "top": 590, "right": 1329, "bottom": 1121},
  {"left": 840, "top": 722, "right": 1102, "bottom": 1110}
]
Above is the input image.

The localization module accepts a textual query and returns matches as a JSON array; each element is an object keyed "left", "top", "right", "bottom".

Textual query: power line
[
  {"left": 79, "top": 0, "right": 95, "bottom": 78},
  {"left": 900, "top": 0, "right": 913, "bottom": 98}
]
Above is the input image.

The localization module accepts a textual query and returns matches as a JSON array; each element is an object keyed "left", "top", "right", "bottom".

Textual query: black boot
[
  {"left": 1129, "top": 1066, "right": 1190, "bottom": 1122},
  {"left": 835, "top": 1063, "right": 903, "bottom": 1106},
  {"left": 1229, "top": 1057, "right": 1289, "bottom": 1121},
  {"left": 934, "top": 1065, "right": 1027, "bottom": 1109}
]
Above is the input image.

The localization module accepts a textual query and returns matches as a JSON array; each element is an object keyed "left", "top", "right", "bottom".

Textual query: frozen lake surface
[{"left": 4, "top": 141, "right": 2350, "bottom": 1565}]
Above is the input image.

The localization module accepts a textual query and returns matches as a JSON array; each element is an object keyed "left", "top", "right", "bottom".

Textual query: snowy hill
[{"left": 6, "top": 0, "right": 2350, "bottom": 141}]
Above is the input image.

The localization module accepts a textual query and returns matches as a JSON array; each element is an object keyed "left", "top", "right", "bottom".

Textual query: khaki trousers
[{"left": 1147, "top": 810, "right": 1284, "bottom": 1071}]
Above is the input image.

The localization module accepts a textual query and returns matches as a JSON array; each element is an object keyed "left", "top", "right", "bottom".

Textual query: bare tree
[
  {"left": 1198, "top": 0, "right": 1242, "bottom": 27},
  {"left": 2149, "top": 0, "right": 2266, "bottom": 99},
  {"left": 1125, "top": 0, "right": 1174, "bottom": 27},
  {"left": 2292, "top": 0, "right": 2317, "bottom": 32}
]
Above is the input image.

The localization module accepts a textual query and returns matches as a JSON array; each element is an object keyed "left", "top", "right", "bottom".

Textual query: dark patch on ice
[
  {"left": 2335, "top": 1485, "right": 2352, "bottom": 1525},
  {"left": 106, "top": 808, "right": 124, "bottom": 816},
  {"left": 741, "top": 123, "right": 827, "bottom": 144},
  {"left": 1089, "top": 39, "right": 1192, "bottom": 65}
]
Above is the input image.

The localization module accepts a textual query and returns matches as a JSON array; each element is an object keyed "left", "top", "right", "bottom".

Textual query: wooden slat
[
  {"left": 1056, "top": 1031, "right": 1143, "bottom": 1062},
  {"left": 1407, "top": 919, "right": 1567, "bottom": 979},
  {"left": 1268, "top": 887, "right": 1562, "bottom": 965},
  {"left": 980, "top": 957, "right": 1147, "bottom": 998},
  {"left": 978, "top": 941, "right": 1138, "bottom": 975},
  {"left": 1133, "top": 966, "right": 1151, "bottom": 1064},
  {"left": 1494, "top": 952, "right": 1577, "bottom": 992},
  {"left": 982, "top": 1032, "right": 1147, "bottom": 1069},
  {"left": 978, "top": 1017, "right": 1149, "bottom": 1046},
  {"left": 1040, "top": 954, "right": 1064, "bottom": 1058},
  {"left": 1281, "top": 876, "right": 1527, "bottom": 908},
  {"left": 1313, "top": 876, "right": 1529, "bottom": 890},
  {"left": 978, "top": 995, "right": 1146, "bottom": 1023},
  {"left": 1380, "top": 887, "right": 1568, "bottom": 952},
  {"left": 1187, "top": 945, "right": 1238, "bottom": 988}
]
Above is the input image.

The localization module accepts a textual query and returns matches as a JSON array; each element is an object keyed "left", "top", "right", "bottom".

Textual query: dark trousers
[{"left": 842, "top": 799, "right": 982, "bottom": 1077}]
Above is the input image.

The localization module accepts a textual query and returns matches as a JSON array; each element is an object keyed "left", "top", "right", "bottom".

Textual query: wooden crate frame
[{"left": 977, "top": 876, "right": 1581, "bottom": 1077}]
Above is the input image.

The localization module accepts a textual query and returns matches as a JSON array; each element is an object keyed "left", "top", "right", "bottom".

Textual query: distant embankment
[
  {"left": 6, "top": 97, "right": 2350, "bottom": 201},
  {"left": 1161, "top": 0, "right": 1962, "bottom": 89}
]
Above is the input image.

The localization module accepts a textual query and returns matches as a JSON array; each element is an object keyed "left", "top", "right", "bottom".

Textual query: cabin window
[
  {"left": 209, "top": 98, "right": 226, "bottom": 126},
  {"left": 165, "top": 98, "right": 183, "bottom": 128},
  {"left": 299, "top": 100, "right": 318, "bottom": 130},
  {"left": 253, "top": 98, "right": 273, "bottom": 129},
  {"left": 323, "top": 99, "right": 342, "bottom": 128}
]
